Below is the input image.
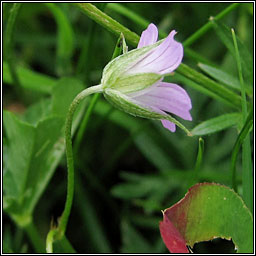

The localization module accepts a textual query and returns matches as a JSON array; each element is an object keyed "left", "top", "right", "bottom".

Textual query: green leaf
[
  {"left": 160, "top": 183, "right": 253, "bottom": 253},
  {"left": 191, "top": 112, "right": 241, "bottom": 136},
  {"left": 21, "top": 98, "right": 52, "bottom": 125},
  {"left": 198, "top": 63, "right": 252, "bottom": 96},
  {"left": 3, "top": 111, "right": 36, "bottom": 199},
  {"left": 3, "top": 78, "right": 85, "bottom": 225},
  {"left": 211, "top": 19, "right": 253, "bottom": 86},
  {"left": 3, "top": 61, "right": 57, "bottom": 94},
  {"left": 3, "top": 111, "right": 64, "bottom": 223}
]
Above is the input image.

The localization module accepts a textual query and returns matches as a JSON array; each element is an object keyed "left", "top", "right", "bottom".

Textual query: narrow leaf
[
  {"left": 191, "top": 112, "right": 241, "bottom": 136},
  {"left": 198, "top": 63, "right": 252, "bottom": 96}
]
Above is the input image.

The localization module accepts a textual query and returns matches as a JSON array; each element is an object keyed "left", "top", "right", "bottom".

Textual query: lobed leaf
[{"left": 160, "top": 183, "right": 253, "bottom": 253}]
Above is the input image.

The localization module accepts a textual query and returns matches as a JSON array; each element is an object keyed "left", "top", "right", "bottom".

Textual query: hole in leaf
[{"left": 191, "top": 238, "right": 236, "bottom": 254}]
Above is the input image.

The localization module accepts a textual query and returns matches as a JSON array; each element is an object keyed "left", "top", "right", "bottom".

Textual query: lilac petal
[
  {"left": 132, "top": 82, "right": 192, "bottom": 121},
  {"left": 137, "top": 23, "right": 158, "bottom": 49},
  {"left": 161, "top": 120, "right": 176, "bottom": 132},
  {"left": 128, "top": 31, "right": 183, "bottom": 75}
]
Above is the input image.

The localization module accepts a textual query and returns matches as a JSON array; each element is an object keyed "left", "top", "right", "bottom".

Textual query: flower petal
[
  {"left": 137, "top": 23, "right": 158, "bottom": 49},
  {"left": 132, "top": 82, "right": 192, "bottom": 121},
  {"left": 128, "top": 30, "right": 183, "bottom": 75},
  {"left": 161, "top": 120, "right": 176, "bottom": 132}
]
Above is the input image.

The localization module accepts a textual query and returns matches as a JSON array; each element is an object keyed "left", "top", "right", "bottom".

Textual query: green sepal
[
  {"left": 101, "top": 39, "right": 162, "bottom": 89},
  {"left": 113, "top": 73, "right": 162, "bottom": 93},
  {"left": 103, "top": 88, "right": 165, "bottom": 120}
]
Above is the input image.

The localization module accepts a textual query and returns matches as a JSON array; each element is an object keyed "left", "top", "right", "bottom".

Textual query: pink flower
[{"left": 102, "top": 23, "right": 192, "bottom": 133}]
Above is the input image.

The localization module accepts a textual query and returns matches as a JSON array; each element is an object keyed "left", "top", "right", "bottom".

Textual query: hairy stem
[
  {"left": 46, "top": 85, "right": 103, "bottom": 252},
  {"left": 58, "top": 85, "right": 103, "bottom": 238}
]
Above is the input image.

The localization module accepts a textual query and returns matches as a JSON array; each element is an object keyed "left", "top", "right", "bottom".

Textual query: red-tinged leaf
[
  {"left": 159, "top": 213, "right": 189, "bottom": 253},
  {"left": 159, "top": 182, "right": 253, "bottom": 253}
]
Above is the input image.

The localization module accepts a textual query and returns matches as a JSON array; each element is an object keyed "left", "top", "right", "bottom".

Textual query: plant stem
[
  {"left": 56, "top": 85, "right": 103, "bottom": 240},
  {"left": 232, "top": 28, "right": 253, "bottom": 212},
  {"left": 24, "top": 221, "right": 45, "bottom": 253},
  {"left": 73, "top": 93, "right": 100, "bottom": 155},
  {"left": 75, "top": 3, "right": 140, "bottom": 46},
  {"left": 231, "top": 108, "right": 253, "bottom": 192},
  {"left": 231, "top": 29, "right": 247, "bottom": 118},
  {"left": 183, "top": 3, "right": 240, "bottom": 47}
]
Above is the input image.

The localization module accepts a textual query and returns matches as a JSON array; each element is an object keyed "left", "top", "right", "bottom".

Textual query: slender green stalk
[
  {"left": 166, "top": 114, "right": 192, "bottom": 136},
  {"left": 194, "top": 138, "right": 204, "bottom": 173},
  {"left": 24, "top": 221, "right": 45, "bottom": 253},
  {"left": 46, "top": 229, "right": 56, "bottom": 253},
  {"left": 4, "top": 3, "right": 22, "bottom": 90},
  {"left": 46, "top": 85, "right": 103, "bottom": 251},
  {"left": 106, "top": 3, "right": 164, "bottom": 38},
  {"left": 231, "top": 29, "right": 247, "bottom": 119},
  {"left": 107, "top": 3, "right": 149, "bottom": 28},
  {"left": 188, "top": 137, "right": 204, "bottom": 188},
  {"left": 231, "top": 108, "right": 253, "bottom": 192},
  {"left": 177, "top": 63, "right": 242, "bottom": 109},
  {"left": 232, "top": 28, "right": 252, "bottom": 212},
  {"left": 57, "top": 85, "right": 103, "bottom": 238},
  {"left": 183, "top": 3, "right": 240, "bottom": 47},
  {"left": 73, "top": 93, "right": 100, "bottom": 155},
  {"left": 75, "top": 3, "right": 140, "bottom": 46}
]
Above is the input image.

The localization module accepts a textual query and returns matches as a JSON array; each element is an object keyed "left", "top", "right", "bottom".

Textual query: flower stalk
[{"left": 46, "top": 85, "right": 103, "bottom": 251}]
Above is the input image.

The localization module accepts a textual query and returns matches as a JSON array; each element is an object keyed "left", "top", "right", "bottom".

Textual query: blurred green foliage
[{"left": 3, "top": 2, "right": 253, "bottom": 253}]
